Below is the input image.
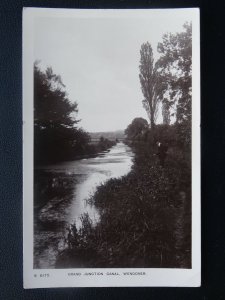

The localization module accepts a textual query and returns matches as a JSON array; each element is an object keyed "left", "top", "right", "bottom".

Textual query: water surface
[{"left": 34, "top": 142, "right": 134, "bottom": 268}]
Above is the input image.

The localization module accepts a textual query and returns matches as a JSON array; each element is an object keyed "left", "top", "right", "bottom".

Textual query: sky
[{"left": 34, "top": 10, "right": 192, "bottom": 132}]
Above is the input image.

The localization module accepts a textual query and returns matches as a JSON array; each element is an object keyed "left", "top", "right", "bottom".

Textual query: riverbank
[
  {"left": 56, "top": 141, "right": 191, "bottom": 268},
  {"left": 35, "top": 136, "right": 117, "bottom": 164},
  {"left": 34, "top": 142, "right": 133, "bottom": 268}
]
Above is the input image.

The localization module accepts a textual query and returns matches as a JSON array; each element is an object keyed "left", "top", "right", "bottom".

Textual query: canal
[{"left": 34, "top": 142, "right": 134, "bottom": 268}]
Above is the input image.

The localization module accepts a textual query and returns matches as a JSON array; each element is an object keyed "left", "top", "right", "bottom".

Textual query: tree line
[
  {"left": 34, "top": 63, "right": 115, "bottom": 164},
  {"left": 126, "top": 22, "right": 192, "bottom": 147}
]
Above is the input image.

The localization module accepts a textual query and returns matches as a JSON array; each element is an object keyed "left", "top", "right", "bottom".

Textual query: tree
[
  {"left": 34, "top": 63, "right": 79, "bottom": 129},
  {"left": 157, "top": 22, "right": 192, "bottom": 123},
  {"left": 34, "top": 63, "right": 89, "bottom": 162},
  {"left": 125, "top": 118, "right": 148, "bottom": 140},
  {"left": 162, "top": 101, "right": 170, "bottom": 125},
  {"left": 139, "top": 42, "right": 165, "bottom": 129}
]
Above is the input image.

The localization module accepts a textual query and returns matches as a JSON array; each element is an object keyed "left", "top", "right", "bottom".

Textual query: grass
[{"left": 56, "top": 140, "right": 191, "bottom": 268}]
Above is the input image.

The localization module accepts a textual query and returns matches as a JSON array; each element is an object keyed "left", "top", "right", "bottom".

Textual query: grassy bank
[{"left": 56, "top": 139, "right": 191, "bottom": 268}]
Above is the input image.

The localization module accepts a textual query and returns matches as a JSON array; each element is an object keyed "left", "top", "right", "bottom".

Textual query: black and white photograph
[{"left": 23, "top": 8, "right": 200, "bottom": 288}]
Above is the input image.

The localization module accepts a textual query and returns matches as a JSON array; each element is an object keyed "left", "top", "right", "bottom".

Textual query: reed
[{"left": 57, "top": 140, "right": 191, "bottom": 268}]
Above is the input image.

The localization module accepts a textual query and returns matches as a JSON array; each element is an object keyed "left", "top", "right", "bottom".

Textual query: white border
[{"left": 23, "top": 8, "right": 200, "bottom": 288}]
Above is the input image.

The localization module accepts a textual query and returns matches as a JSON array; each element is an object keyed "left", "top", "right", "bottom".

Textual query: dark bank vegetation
[
  {"left": 56, "top": 123, "right": 191, "bottom": 268},
  {"left": 56, "top": 23, "right": 192, "bottom": 268},
  {"left": 34, "top": 63, "right": 116, "bottom": 164}
]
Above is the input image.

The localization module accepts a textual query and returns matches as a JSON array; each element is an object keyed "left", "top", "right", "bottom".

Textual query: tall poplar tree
[{"left": 139, "top": 42, "right": 165, "bottom": 129}]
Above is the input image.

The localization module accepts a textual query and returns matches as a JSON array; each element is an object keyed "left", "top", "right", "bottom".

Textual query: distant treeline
[
  {"left": 89, "top": 130, "right": 125, "bottom": 141},
  {"left": 34, "top": 63, "right": 116, "bottom": 164}
]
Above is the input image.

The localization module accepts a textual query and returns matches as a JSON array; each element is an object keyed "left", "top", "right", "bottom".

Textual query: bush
[{"left": 57, "top": 133, "right": 191, "bottom": 268}]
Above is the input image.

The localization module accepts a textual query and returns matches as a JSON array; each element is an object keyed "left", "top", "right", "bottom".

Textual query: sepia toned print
[{"left": 23, "top": 8, "right": 200, "bottom": 288}]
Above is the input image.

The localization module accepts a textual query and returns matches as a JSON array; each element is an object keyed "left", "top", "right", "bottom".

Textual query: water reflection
[{"left": 34, "top": 142, "right": 133, "bottom": 268}]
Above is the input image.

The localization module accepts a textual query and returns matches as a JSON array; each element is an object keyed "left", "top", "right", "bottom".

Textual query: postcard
[{"left": 23, "top": 7, "right": 200, "bottom": 288}]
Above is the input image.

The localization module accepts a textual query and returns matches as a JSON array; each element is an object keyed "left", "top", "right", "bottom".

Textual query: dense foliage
[
  {"left": 139, "top": 23, "right": 192, "bottom": 133},
  {"left": 34, "top": 63, "right": 84, "bottom": 163},
  {"left": 34, "top": 64, "right": 116, "bottom": 163},
  {"left": 57, "top": 136, "right": 191, "bottom": 268},
  {"left": 157, "top": 22, "right": 192, "bottom": 124},
  {"left": 125, "top": 117, "right": 148, "bottom": 140}
]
